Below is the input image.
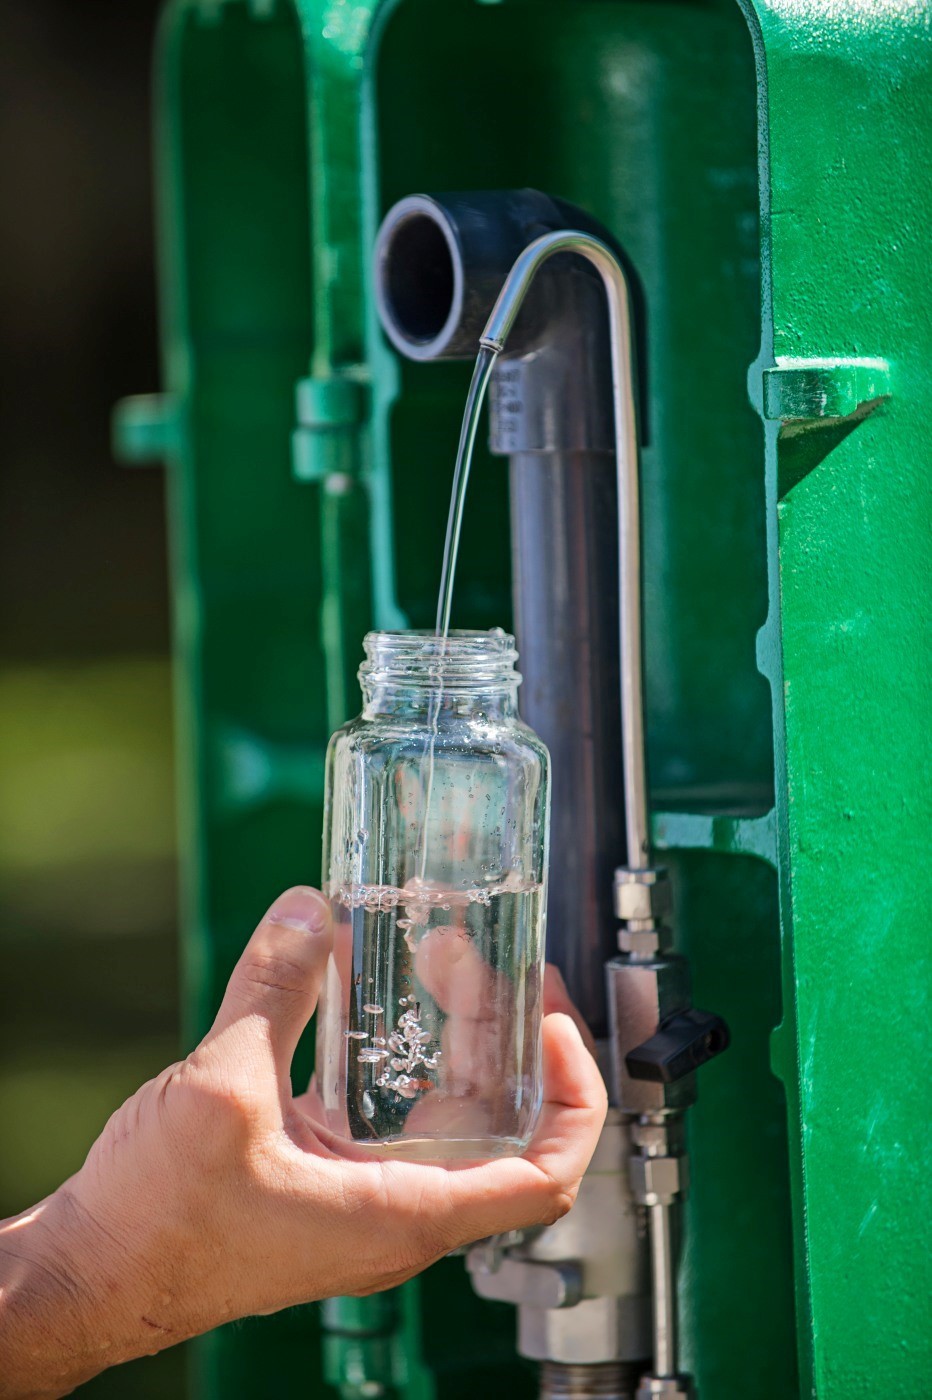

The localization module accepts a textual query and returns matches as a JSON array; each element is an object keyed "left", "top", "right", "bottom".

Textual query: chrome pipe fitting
[
  {"left": 540, "top": 1360, "right": 644, "bottom": 1400},
  {"left": 467, "top": 1112, "right": 651, "bottom": 1370}
]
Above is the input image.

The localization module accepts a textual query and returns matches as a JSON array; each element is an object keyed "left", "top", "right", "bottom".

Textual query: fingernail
[
  {"left": 266, "top": 888, "right": 330, "bottom": 933},
  {"left": 267, "top": 913, "right": 320, "bottom": 932}
]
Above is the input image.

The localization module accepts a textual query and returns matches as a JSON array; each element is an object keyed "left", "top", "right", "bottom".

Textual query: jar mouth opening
[{"left": 360, "top": 628, "right": 520, "bottom": 689}]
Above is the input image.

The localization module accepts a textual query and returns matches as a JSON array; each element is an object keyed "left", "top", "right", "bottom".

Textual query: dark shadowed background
[{"left": 0, "top": 1, "right": 185, "bottom": 1392}]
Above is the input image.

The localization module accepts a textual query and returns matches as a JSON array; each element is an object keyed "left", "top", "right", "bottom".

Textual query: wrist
[{"left": 0, "top": 1181, "right": 173, "bottom": 1398}]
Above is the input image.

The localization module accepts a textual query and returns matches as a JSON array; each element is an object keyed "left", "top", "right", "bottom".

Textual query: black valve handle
[{"left": 625, "top": 1008, "right": 730, "bottom": 1084}]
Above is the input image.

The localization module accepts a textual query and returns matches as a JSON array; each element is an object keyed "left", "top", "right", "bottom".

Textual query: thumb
[{"left": 204, "top": 886, "right": 332, "bottom": 1078}]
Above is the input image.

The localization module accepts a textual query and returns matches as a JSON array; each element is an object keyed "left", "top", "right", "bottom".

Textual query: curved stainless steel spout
[{"left": 480, "top": 231, "right": 649, "bottom": 869}]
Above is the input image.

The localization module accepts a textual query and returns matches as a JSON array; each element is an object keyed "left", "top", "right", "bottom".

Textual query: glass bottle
[{"left": 315, "top": 629, "right": 550, "bottom": 1160}]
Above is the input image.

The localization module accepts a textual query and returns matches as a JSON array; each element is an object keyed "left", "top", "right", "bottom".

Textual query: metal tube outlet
[{"left": 479, "top": 229, "right": 648, "bottom": 869}]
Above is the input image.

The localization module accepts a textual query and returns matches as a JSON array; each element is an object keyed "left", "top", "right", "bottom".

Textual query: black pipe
[
  {"left": 374, "top": 189, "right": 637, "bottom": 1039},
  {"left": 509, "top": 449, "right": 622, "bottom": 1039}
]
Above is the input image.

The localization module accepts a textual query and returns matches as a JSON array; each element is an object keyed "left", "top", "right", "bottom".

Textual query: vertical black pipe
[{"left": 509, "top": 450, "right": 622, "bottom": 1038}]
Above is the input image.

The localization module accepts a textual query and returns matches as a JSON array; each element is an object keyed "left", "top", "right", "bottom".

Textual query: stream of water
[
  {"left": 434, "top": 345, "right": 497, "bottom": 637},
  {"left": 414, "top": 346, "right": 499, "bottom": 883}
]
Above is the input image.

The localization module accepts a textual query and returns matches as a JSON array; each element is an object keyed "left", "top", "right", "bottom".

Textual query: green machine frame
[{"left": 114, "top": 1, "right": 930, "bottom": 1395}]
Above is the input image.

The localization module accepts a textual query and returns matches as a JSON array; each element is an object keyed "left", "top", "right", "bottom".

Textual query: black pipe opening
[{"left": 380, "top": 211, "right": 456, "bottom": 345}]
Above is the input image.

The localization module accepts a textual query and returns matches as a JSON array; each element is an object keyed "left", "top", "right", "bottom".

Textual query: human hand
[{"left": 0, "top": 886, "right": 606, "bottom": 1399}]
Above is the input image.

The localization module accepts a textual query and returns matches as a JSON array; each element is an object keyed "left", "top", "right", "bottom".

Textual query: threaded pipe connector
[{"left": 540, "top": 1361, "right": 645, "bottom": 1400}]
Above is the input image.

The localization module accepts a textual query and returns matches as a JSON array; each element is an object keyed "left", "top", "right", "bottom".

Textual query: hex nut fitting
[
  {"left": 630, "top": 1120, "right": 682, "bottom": 1157},
  {"left": 614, "top": 868, "right": 672, "bottom": 923},
  {"left": 619, "top": 926, "right": 664, "bottom": 957},
  {"left": 629, "top": 1153, "right": 689, "bottom": 1206}
]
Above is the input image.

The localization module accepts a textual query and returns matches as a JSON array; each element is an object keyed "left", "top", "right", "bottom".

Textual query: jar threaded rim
[{"left": 359, "top": 628, "right": 521, "bottom": 689}]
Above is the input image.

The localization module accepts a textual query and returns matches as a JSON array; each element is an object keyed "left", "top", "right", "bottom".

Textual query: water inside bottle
[
  {"left": 319, "top": 344, "right": 545, "bottom": 1158},
  {"left": 326, "top": 874, "right": 543, "bottom": 1158}
]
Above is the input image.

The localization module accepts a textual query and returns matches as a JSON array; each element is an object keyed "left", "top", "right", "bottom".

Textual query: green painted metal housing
[{"left": 115, "top": 1, "right": 930, "bottom": 1395}]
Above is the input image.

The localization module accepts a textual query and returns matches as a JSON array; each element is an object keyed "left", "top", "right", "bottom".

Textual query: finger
[
  {"left": 205, "top": 886, "right": 332, "bottom": 1077},
  {"left": 525, "top": 1011, "right": 607, "bottom": 1182},
  {"left": 438, "top": 1010, "right": 607, "bottom": 1242},
  {"left": 414, "top": 925, "right": 499, "bottom": 1019},
  {"left": 414, "top": 927, "right": 500, "bottom": 1090},
  {"left": 543, "top": 964, "right": 599, "bottom": 1058}
]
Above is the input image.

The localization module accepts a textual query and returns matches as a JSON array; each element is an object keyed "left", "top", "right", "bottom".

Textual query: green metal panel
[
  {"left": 116, "top": 0, "right": 930, "bottom": 1394},
  {"left": 152, "top": 1, "right": 331, "bottom": 1389},
  {"left": 743, "top": 3, "right": 932, "bottom": 1393}
]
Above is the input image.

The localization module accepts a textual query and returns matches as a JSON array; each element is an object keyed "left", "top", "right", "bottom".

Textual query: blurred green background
[{"left": 0, "top": 0, "right": 185, "bottom": 1391}]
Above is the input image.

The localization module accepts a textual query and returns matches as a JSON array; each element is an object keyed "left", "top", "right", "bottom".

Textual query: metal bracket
[
  {"left": 756, "top": 356, "right": 891, "bottom": 498},
  {"left": 761, "top": 357, "right": 890, "bottom": 424},
  {"left": 292, "top": 375, "right": 368, "bottom": 483},
  {"left": 467, "top": 1254, "right": 584, "bottom": 1311}
]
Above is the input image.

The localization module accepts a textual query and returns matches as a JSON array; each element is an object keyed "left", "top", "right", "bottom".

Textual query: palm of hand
[{"left": 71, "top": 886, "right": 606, "bottom": 1338}]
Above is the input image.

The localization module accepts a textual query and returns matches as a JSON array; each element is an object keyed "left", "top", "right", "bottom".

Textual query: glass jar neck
[
  {"left": 361, "top": 681, "right": 519, "bottom": 721},
  {"left": 358, "top": 629, "right": 521, "bottom": 721}
]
